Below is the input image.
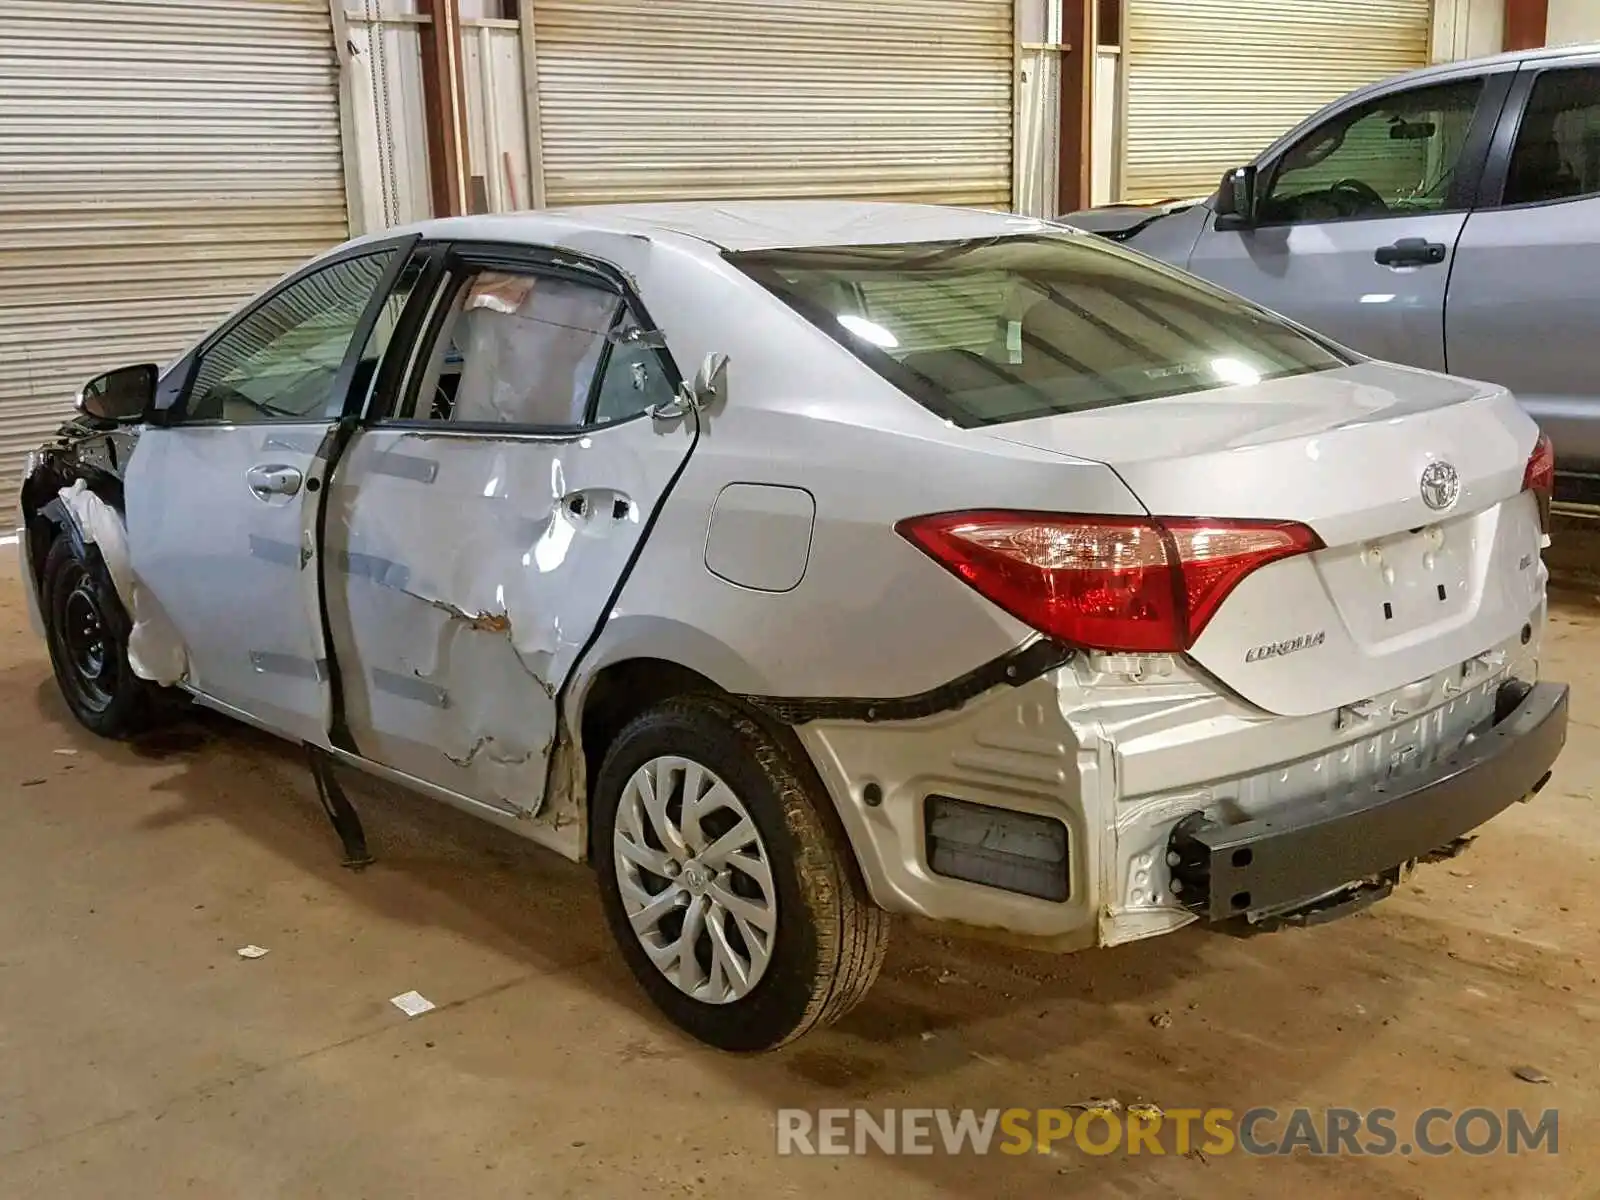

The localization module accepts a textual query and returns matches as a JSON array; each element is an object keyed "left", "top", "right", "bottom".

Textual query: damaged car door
[
  {"left": 323, "top": 243, "right": 694, "bottom": 817},
  {"left": 124, "top": 243, "right": 415, "bottom": 745}
]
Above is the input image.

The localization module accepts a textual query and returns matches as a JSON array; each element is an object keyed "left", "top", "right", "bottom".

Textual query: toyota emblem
[{"left": 1419, "top": 460, "right": 1460, "bottom": 511}]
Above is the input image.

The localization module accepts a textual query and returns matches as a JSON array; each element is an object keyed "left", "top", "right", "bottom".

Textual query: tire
[
  {"left": 593, "top": 694, "right": 890, "bottom": 1052},
  {"left": 40, "top": 531, "right": 160, "bottom": 738}
]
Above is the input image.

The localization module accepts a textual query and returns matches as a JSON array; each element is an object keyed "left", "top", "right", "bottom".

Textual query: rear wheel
[
  {"left": 593, "top": 695, "right": 889, "bottom": 1051},
  {"left": 41, "top": 532, "right": 160, "bottom": 738}
]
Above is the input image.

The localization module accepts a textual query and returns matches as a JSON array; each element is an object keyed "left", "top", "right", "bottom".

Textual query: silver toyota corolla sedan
[{"left": 15, "top": 201, "right": 1569, "bottom": 1051}]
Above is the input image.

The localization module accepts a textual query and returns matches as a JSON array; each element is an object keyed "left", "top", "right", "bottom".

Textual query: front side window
[
  {"left": 1504, "top": 66, "right": 1600, "bottom": 206},
  {"left": 1259, "top": 79, "right": 1485, "bottom": 224},
  {"left": 351, "top": 253, "right": 431, "bottom": 409},
  {"left": 399, "top": 266, "right": 673, "bottom": 427},
  {"left": 729, "top": 235, "right": 1350, "bottom": 429},
  {"left": 185, "top": 251, "right": 394, "bottom": 423}
]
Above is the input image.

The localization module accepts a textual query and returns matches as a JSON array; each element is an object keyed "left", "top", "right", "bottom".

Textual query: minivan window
[
  {"left": 729, "top": 236, "right": 1350, "bottom": 428},
  {"left": 1260, "top": 78, "right": 1485, "bottom": 223},
  {"left": 1504, "top": 66, "right": 1600, "bottom": 206}
]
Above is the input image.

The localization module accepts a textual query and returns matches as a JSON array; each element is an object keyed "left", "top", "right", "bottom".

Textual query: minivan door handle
[
  {"left": 1374, "top": 238, "right": 1447, "bottom": 267},
  {"left": 246, "top": 463, "right": 304, "bottom": 500}
]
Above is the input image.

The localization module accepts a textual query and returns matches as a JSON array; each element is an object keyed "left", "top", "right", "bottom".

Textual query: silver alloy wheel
[{"left": 613, "top": 755, "right": 778, "bottom": 1004}]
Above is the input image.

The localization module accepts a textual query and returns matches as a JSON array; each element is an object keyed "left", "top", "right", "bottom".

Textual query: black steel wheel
[{"left": 41, "top": 532, "right": 155, "bottom": 738}]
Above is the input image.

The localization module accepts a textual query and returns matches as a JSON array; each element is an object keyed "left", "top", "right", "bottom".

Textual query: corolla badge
[
  {"left": 1245, "top": 631, "right": 1326, "bottom": 663},
  {"left": 1419, "top": 460, "right": 1460, "bottom": 511}
]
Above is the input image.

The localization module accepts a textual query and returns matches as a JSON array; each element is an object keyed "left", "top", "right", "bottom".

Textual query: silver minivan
[{"left": 1061, "top": 43, "right": 1600, "bottom": 501}]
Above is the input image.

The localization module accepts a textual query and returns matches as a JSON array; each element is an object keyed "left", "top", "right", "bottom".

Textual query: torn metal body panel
[
  {"left": 16, "top": 422, "right": 140, "bottom": 645},
  {"left": 795, "top": 625, "right": 1547, "bottom": 951},
  {"left": 56, "top": 479, "right": 187, "bottom": 686},
  {"left": 323, "top": 414, "right": 696, "bottom": 824}
]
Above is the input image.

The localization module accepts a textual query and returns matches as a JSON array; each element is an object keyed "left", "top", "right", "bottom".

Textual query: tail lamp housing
[
  {"left": 896, "top": 510, "right": 1323, "bottom": 655},
  {"left": 1523, "top": 431, "right": 1554, "bottom": 534}
]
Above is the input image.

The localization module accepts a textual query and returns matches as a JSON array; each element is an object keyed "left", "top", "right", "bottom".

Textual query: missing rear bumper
[{"left": 1168, "top": 679, "right": 1568, "bottom": 924}]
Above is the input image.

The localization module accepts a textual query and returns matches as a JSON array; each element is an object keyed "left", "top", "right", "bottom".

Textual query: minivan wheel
[
  {"left": 41, "top": 533, "right": 157, "bottom": 738},
  {"left": 593, "top": 695, "right": 889, "bottom": 1051}
]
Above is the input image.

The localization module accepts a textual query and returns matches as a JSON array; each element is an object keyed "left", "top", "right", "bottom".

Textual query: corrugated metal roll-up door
[
  {"left": 0, "top": 0, "right": 348, "bottom": 515},
  {"left": 530, "top": 0, "right": 1014, "bottom": 208},
  {"left": 1121, "top": 0, "right": 1432, "bottom": 203}
]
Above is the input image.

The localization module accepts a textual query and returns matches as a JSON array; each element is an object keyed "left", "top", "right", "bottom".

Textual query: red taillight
[
  {"left": 896, "top": 511, "right": 1323, "bottom": 654},
  {"left": 1523, "top": 432, "right": 1555, "bottom": 495},
  {"left": 1523, "top": 432, "right": 1554, "bottom": 532}
]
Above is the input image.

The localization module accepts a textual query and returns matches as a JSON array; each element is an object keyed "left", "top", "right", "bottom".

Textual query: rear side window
[
  {"left": 410, "top": 271, "right": 620, "bottom": 426},
  {"left": 392, "top": 264, "right": 678, "bottom": 428},
  {"left": 729, "top": 235, "right": 1350, "bottom": 428},
  {"left": 1504, "top": 66, "right": 1600, "bottom": 206}
]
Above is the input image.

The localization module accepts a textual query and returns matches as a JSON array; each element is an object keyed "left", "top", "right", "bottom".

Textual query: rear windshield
[{"left": 728, "top": 235, "right": 1351, "bottom": 427}]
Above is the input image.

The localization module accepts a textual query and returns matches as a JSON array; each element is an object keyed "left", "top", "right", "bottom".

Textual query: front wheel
[
  {"left": 593, "top": 695, "right": 889, "bottom": 1051},
  {"left": 40, "top": 532, "right": 160, "bottom": 738}
]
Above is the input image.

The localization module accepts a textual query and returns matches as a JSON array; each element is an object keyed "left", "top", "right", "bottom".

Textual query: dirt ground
[{"left": 1, "top": 545, "right": 1597, "bottom": 1199}]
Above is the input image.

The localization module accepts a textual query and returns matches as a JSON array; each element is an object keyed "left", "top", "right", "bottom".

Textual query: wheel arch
[
  {"left": 20, "top": 457, "right": 126, "bottom": 589},
  {"left": 569, "top": 651, "right": 873, "bottom": 894}
]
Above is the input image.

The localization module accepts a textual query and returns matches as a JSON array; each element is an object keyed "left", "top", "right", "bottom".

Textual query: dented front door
[{"left": 322, "top": 419, "right": 694, "bottom": 814}]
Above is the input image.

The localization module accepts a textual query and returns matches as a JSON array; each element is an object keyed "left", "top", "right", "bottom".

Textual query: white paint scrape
[{"left": 57, "top": 480, "right": 188, "bottom": 686}]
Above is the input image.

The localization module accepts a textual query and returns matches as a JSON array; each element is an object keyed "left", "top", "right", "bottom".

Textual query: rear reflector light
[
  {"left": 1523, "top": 431, "right": 1554, "bottom": 532},
  {"left": 896, "top": 510, "right": 1322, "bottom": 654},
  {"left": 925, "top": 795, "right": 1069, "bottom": 902}
]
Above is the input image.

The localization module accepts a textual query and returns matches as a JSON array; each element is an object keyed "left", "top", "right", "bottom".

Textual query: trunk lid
[{"left": 986, "top": 362, "right": 1546, "bottom": 717}]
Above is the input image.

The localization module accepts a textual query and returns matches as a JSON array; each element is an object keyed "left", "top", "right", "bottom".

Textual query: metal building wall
[
  {"left": 0, "top": 0, "right": 349, "bottom": 515},
  {"left": 527, "top": 0, "right": 1017, "bottom": 208},
  {"left": 1121, "top": 0, "right": 1434, "bottom": 202}
]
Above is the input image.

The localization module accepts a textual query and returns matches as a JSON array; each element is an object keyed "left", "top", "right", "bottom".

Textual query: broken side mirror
[
  {"left": 76, "top": 363, "right": 157, "bottom": 425},
  {"left": 1213, "top": 165, "right": 1258, "bottom": 231},
  {"left": 694, "top": 351, "right": 729, "bottom": 402},
  {"left": 649, "top": 352, "right": 729, "bottom": 421}
]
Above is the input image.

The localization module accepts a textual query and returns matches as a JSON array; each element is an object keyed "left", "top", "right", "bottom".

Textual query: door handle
[
  {"left": 1374, "top": 238, "right": 1447, "bottom": 267},
  {"left": 561, "top": 491, "right": 633, "bottom": 522},
  {"left": 246, "top": 463, "right": 304, "bottom": 500}
]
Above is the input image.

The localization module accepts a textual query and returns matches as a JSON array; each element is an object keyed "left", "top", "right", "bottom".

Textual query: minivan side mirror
[
  {"left": 1213, "top": 165, "right": 1259, "bottom": 230},
  {"left": 76, "top": 364, "right": 157, "bottom": 424}
]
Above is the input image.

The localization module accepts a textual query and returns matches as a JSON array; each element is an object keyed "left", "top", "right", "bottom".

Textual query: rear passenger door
[
  {"left": 1445, "top": 54, "right": 1600, "bottom": 480},
  {"left": 323, "top": 242, "right": 694, "bottom": 815}
]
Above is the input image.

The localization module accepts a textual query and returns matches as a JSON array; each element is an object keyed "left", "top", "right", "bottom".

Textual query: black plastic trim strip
[{"left": 742, "top": 639, "right": 1074, "bottom": 726}]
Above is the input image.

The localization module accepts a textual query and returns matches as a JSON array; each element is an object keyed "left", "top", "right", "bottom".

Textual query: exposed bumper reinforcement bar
[{"left": 1168, "top": 680, "right": 1569, "bottom": 924}]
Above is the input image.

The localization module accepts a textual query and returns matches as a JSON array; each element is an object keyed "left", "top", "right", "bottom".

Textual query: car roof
[
  {"left": 1361, "top": 40, "right": 1600, "bottom": 89},
  {"left": 380, "top": 201, "right": 1068, "bottom": 255}
]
